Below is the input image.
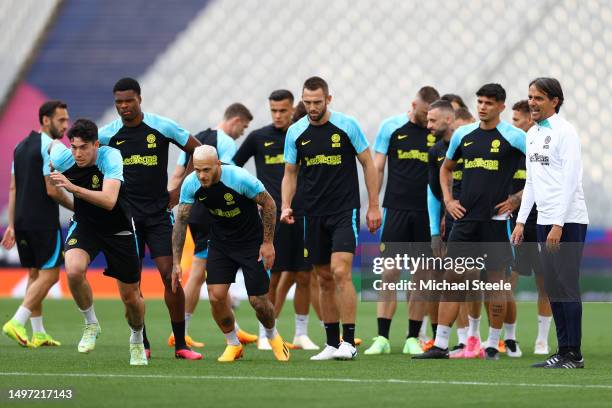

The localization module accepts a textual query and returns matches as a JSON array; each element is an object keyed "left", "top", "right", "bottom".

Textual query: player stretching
[
  {"left": 49, "top": 119, "right": 147, "bottom": 365},
  {"left": 173, "top": 145, "right": 290, "bottom": 362},
  {"left": 167, "top": 103, "right": 256, "bottom": 348},
  {"left": 234, "top": 90, "right": 319, "bottom": 350}
]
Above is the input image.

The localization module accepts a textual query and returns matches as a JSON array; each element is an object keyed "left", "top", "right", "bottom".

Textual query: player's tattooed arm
[
  {"left": 255, "top": 191, "right": 276, "bottom": 243},
  {"left": 172, "top": 203, "right": 192, "bottom": 265}
]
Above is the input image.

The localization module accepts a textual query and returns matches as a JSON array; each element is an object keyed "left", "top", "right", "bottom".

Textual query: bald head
[{"left": 193, "top": 145, "right": 221, "bottom": 188}]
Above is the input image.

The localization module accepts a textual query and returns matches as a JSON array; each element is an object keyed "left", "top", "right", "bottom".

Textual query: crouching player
[
  {"left": 49, "top": 119, "right": 147, "bottom": 366},
  {"left": 172, "top": 145, "right": 290, "bottom": 362}
]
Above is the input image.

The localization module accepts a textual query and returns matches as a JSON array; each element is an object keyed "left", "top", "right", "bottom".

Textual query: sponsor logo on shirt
[
  {"left": 209, "top": 207, "right": 241, "bottom": 218},
  {"left": 529, "top": 153, "right": 550, "bottom": 166},
  {"left": 464, "top": 158, "right": 499, "bottom": 171},
  {"left": 123, "top": 155, "right": 158, "bottom": 166},
  {"left": 264, "top": 154, "right": 284, "bottom": 165},
  {"left": 91, "top": 174, "right": 100, "bottom": 189},
  {"left": 304, "top": 154, "right": 342, "bottom": 166},
  {"left": 397, "top": 149, "right": 428, "bottom": 163}
]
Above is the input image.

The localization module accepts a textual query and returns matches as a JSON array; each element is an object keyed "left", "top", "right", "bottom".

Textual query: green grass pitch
[{"left": 1, "top": 299, "right": 611, "bottom": 407}]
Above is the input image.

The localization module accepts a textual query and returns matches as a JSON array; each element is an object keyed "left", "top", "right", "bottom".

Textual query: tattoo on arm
[
  {"left": 172, "top": 203, "right": 192, "bottom": 263},
  {"left": 255, "top": 191, "right": 276, "bottom": 243}
]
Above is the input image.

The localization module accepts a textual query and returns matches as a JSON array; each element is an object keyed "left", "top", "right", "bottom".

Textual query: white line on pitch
[{"left": 0, "top": 372, "right": 611, "bottom": 390}]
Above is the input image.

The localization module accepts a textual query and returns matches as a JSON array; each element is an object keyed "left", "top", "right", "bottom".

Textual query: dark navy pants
[{"left": 536, "top": 223, "right": 587, "bottom": 353}]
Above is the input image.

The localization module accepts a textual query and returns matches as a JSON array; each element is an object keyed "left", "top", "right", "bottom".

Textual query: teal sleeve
[
  {"left": 97, "top": 147, "right": 124, "bottom": 181},
  {"left": 217, "top": 134, "right": 237, "bottom": 164},
  {"left": 284, "top": 117, "right": 309, "bottom": 164},
  {"left": 221, "top": 166, "right": 265, "bottom": 199},
  {"left": 179, "top": 172, "right": 200, "bottom": 204},
  {"left": 49, "top": 143, "right": 75, "bottom": 173},
  {"left": 177, "top": 151, "right": 188, "bottom": 167},
  {"left": 329, "top": 112, "right": 368, "bottom": 154},
  {"left": 40, "top": 135, "right": 52, "bottom": 176},
  {"left": 98, "top": 119, "right": 123, "bottom": 145},
  {"left": 427, "top": 185, "right": 441, "bottom": 236},
  {"left": 373, "top": 114, "right": 408, "bottom": 154},
  {"left": 143, "top": 113, "right": 190, "bottom": 147},
  {"left": 498, "top": 121, "right": 527, "bottom": 154}
]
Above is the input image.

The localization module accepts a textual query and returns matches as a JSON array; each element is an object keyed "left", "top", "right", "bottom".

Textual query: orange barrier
[{"left": 0, "top": 229, "right": 196, "bottom": 299}]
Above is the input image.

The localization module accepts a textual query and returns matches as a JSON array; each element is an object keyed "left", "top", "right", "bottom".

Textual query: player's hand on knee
[
  {"left": 259, "top": 242, "right": 275, "bottom": 271},
  {"left": 171, "top": 264, "right": 183, "bottom": 293}
]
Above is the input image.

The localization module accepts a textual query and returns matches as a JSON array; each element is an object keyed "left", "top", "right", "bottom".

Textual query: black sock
[
  {"left": 324, "top": 322, "right": 341, "bottom": 348},
  {"left": 342, "top": 323, "right": 356, "bottom": 346},
  {"left": 558, "top": 346, "right": 570, "bottom": 356},
  {"left": 568, "top": 347, "right": 582, "bottom": 360},
  {"left": 171, "top": 320, "right": 187, "bottom": 350},
  {"left": 431, "top": 323, "right": 438, "bottom": 340},
  {"left": 142, "top": 324, "right": 150, "bottom": 349},
  {"left": 377, "top": 318, "right": 392, "bottom": 339},
  {"left": 407, "top": 319, "right": 422, "bottom": 339}
]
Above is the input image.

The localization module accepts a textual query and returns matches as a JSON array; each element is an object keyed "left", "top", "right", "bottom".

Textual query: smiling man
[{"left": 512, "top": 78, "right": 589, "bottom": 369}]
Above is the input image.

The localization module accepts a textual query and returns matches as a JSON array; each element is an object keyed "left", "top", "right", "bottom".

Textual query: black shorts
[
  {"left": 272, "top": 215, "right": 312, "bottom": 273},
  {"left": 15, "top": 229, "right": 63, "bottom": 269},
  {"left": 64, "top": 220, "right": 141, "bottom": 284},
  {"left": 509, "top": 219, "right": 542, "bottom": 276},
  {"left": 206, "top": 243, "right": 270, "bottom": 296},
  {"left": 380, "top": 208, "right": 431, "bottom": 257},
  {"left": 189, "top": 223, "right": 210, "bottom": 260},
  {"left": 446, "top": 219, "right": 512, "bottom": 272},
  {"left": 133, "top": 210, "right": 174, "bottom": 259},
  {"left": 304, "top": 209, "right": 359, "bottom": 265}
]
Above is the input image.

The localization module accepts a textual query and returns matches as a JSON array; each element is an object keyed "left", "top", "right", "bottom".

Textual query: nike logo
[
  {"left": 116, "top": 140, "right": 126, "bottom": 145},
  {"left": 301, "top": 140, "right": 311, "bottom": 146},
  {"left": 438, "top": 157, "right": 444, "bottom": 162},
  {"left": 198, "top": 196, "right": 207, "bottom": 201},
  {"left": 264, "top": 142, "right": 274, "bottom": 147},
  {"left": 397, "top": 135, "right": 408, "bottom": 140},
  {"left": 463, "top": 142, "right": 474, "bottom": 147}
]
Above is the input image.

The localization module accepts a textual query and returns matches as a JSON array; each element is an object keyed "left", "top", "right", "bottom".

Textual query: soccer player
[
  {"left": 282, "top": 76, "right": 381, "bottom": 360},
  {"left": 364, "top": 86, "right": 440, "bottom": 356},
  {"left": 415, "top": 83, "right": 526, "bottom": 360},
  {"left": 512, "top": 78, "right": 589, "bottom": 369},
  {"left": 48, "top": 119, "right": 148, "bottom": 365},
  {"left": 172, "top": 145, "right": 290, "bottom": 362},
  {"left": 441, "top": 94, "right": 467, "bottom": 110},
  {"left": 2, "top": 101, "right": 73, "bottom": 348},
  {"left": 511, "top": 100, "right": 552, "bottom": 355},
  {"left": 98, "top": 77, "right": 201, "bottom": 360},
  {"left": 167, "top": 102, "right": 256, "bottom": 349},
  {"left": 234, "top": 90, "right": 319, "bottom": 351}
]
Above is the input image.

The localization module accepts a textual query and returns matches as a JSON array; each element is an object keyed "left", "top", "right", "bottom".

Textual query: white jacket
[{"left": 517, "top": 114, "right": 589, "bottom": 226}]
